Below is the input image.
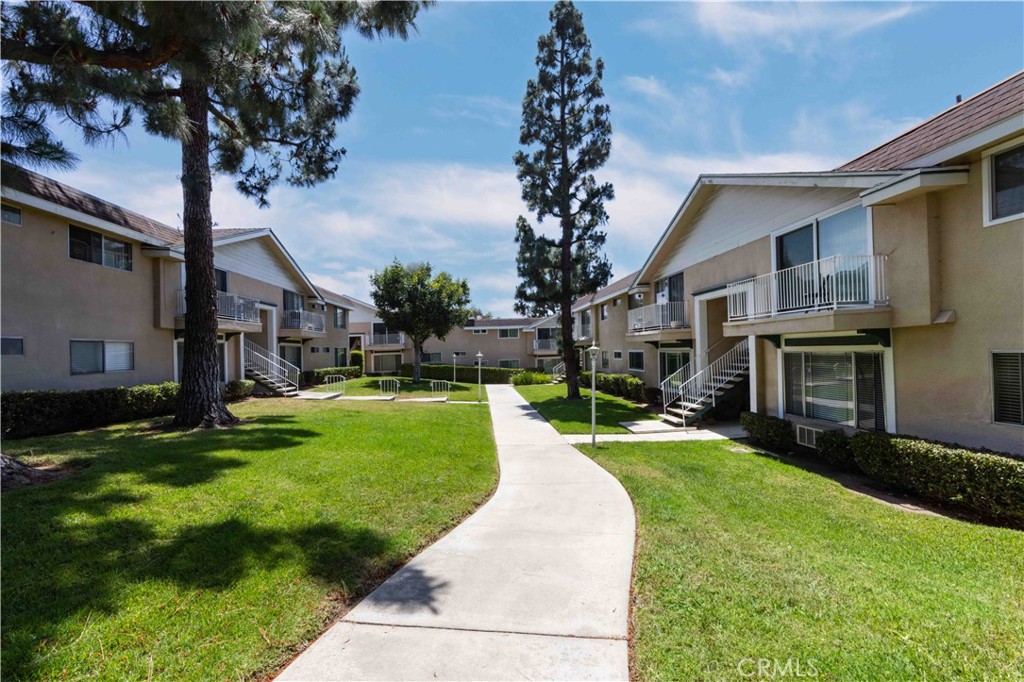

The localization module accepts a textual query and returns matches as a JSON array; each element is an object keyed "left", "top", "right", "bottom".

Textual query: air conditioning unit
[{"left": 796, "top": 425, "right": 824, "bottom": 449}]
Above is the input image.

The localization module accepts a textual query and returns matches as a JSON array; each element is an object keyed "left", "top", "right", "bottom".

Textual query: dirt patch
[{"left": 0, "top": 454, "right": 85, "bottom": 492}]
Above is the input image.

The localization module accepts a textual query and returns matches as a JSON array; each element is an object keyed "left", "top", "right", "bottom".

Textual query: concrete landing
[{"left": 277, "top": 384, "right": 634, "bottom": 681}]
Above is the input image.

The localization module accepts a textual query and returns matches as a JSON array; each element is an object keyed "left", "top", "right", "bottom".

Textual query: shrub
[
  {"left": 350, "top": 349, "right": 364, "bottom": 370},
  {"left": 400, "top": 363, "right": 522, "bottom": 384},
  {"left": 300, "top": 366, "right": 363, "bottom": 386},
  {"left": 816, "top": 429, "right": 857, "bottom": 470},
  {"left": 2, "top": 382, "right": 180, "bottom": 439},
  {"left": 740, "top": 411, "right": 795, "bottom": 451},
  {"left": 512, "top": 371, "right": 550, "bottom": 386},
  {"left": 222, "top": 379, "right": 255, "bottom": 402},
  {"left": 851, "top": 432, "right": 1024, "bottom": 526},
  {"left": 579, "top": 371, "right": 648, "bottom": 403}
]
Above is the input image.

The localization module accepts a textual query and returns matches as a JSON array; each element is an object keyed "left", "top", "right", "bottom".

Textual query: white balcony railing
[
  {"left": 533, "top": 338, "right": 558, "bottom": 351},
  {"left": 726, "top": 255, "right": 888, "bottom": 322},
  {"left": 177, "top": 289, "right": 260, "bottom": 323},
  {"left": 573, "top": 322, "right": 592, "bottom": 340},
  {"left": 369, "top": 332, "right": 405, "bottom": 346},
  {"left": 628, "top": 302, "right": 687, "bottom": 332},
  {"left": 281, "top": 309, "right": 326, "bottom": 332}
]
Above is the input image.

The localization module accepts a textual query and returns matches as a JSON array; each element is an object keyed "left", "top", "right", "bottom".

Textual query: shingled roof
[
  {"left": 837, "top": 71, "right": 1024, "bottom": 172},
  {"left": 573, "top": 270, "right": 639, "bottom": 310},
  {"left": 1, "top": 163, "right": 183, "bottom": 245}
]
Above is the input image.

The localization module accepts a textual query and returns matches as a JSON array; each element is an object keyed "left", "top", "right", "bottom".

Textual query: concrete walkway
[
  {"left": 563, "top": 423, "right": 746, "bottom": 444},
  {"left": 277, "top": 384, "right": 634, "bottom": 681}
]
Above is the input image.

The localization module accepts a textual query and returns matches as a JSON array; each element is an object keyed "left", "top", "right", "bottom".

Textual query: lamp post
[
  {"left": 588, "top": 343, "right": 599, "bottom": 448},
  {"left": 476, "top": 351, "right": 483, "bottom": 403},
  {"left": 452, "top": 352, "right": 457, "bottom": 384}
]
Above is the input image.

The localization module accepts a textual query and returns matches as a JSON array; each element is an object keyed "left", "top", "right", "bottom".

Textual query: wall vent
[{"left": 796, "top": 425, "right": 824, "bottom": 449}]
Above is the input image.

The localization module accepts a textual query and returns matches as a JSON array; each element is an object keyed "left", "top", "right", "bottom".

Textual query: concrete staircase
[{"left": 661, "top": 338, "right": 749, "bottom": 427}]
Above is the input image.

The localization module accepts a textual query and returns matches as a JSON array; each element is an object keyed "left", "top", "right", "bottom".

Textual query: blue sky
[{"left": 50, "top": 1, "right": 1022, "bottom": 315}]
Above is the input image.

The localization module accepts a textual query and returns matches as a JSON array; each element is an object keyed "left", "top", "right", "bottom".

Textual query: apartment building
[
  {"left": 602, "top": 72, "right": 1023, "bottom": 453},
  {"left": 571, "top": 271, "right": 647, "bottom": 375},
  {"left": 417, "top": 316, "right": 562, "bottom": 372},
  {"left": 0, "top": 164, "right": 343, "bottom": 395}
]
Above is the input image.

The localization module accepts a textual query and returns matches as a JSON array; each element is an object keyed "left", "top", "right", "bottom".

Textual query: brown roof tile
[
  {"left": 837, "top": 71, "right": 1024, "bottom": 171},
  {"left": 1, "top": 163, "right": 183, "bottom": 245},
  {"left": 573, "top": 269, "right": 639, "bottom": 309}
]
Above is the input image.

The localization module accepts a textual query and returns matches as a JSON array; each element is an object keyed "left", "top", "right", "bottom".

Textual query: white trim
[
  {"left": 748, "top": 335, "right": 758, "bottom": 413},
  {"left": 884, "top": 340, "right": 897, "bottom": 433},
  {"left": 776, "top": 347, "right": 785, "bottom": 419},
  {"left": 981, "top": 136, "right": 1024, "bottom": 228},
  {"left": 627, "top": 349, "right": 645, "bottom": 372},
  {"left": 859, "top": 168, "right": 969, "bottom": 207},
  {"left": 903, "top": 115, "right": 1024, "bottom": 170},
  {"left": 657, "top": 348, "right": 690, "bottom": 386},
  {"left": 692, "top": 288, "right": 729, "bottom": 372},
  {"left": 238, "top": 332, "right": 246, "bottom": 381}
]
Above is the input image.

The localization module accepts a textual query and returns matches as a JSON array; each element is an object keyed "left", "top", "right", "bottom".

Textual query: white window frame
[
  {"left": 613, "top": 350, "right": 622, "bottom": 359},
  {"left": 473, "top": 329, "right": 488, "bottom": 335},
  {"left": 769, "top": 198, "right": 872, "bottom": 273},
  {"left": 627, "top": 350, "right": 645, "bottom": 372},
  {"left": 68, "top": 224, "right": 134, "bottom": 272},
  {"left": 982, "top": 137, "right": 1024, "bottom": 228},
  {"left": 600, "top": 304, "right": 608, "bottom": 320},
  {"left": 70, "top": 339, "right": 135, "bottom": 375},
  {"left": 498, "top": 328, "right": 519, "bottom": 339},
  {"left": 2, "top": 204, "right": 22, "bottom": 226},
  {"left": 498, "top": 359, "right": 519, "bottom": 369}
]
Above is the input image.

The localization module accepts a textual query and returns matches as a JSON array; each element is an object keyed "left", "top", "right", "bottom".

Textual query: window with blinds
[
  {"left": 993, "top": 352, "right": 1024, "bottom": 425},
  {"left": 784, "top": 351, "right": 885, "bottom": 431},
  {"left": 70, "top": 340, "right": 134, "bottom": 374},
  {"left": 69, "top": 226, "right": 132, "bottom": 271}
]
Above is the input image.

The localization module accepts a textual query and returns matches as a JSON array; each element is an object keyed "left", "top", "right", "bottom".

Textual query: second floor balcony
[
  {"left": 628, "top": 302, "right": 687, "bottom": 333},
  {"left": 573, "top": 322, "right": 592, "bottom": 340},
  {"left": 369, "top": 332, "right": 405, "bottom": 347},
  {"left": 281, "top": 309, "right": 326, "bottom": 333},
  {"left": 177, "top": 289, "right": 260, "bottom": 324},
  {"left": 726, "top": 254, "right": 888, "bottom": 322},
  {"left": 533, "top": 338, "right": 558, "bottom": 353}
]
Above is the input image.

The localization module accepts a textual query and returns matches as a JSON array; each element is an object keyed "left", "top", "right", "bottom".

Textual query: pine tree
[
  {"left": 1, "top": 1, "right": 424, "bottom": 427},
  {"left": 513, "top": 0, "right": 613, "bottom": 400},
  {"left": 370, "top": 261, "right": 471, "bottom": 383}
]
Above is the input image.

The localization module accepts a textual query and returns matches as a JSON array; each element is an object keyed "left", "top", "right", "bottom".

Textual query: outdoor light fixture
[
  {"left": 588, "top": 343, "right": 599, "bottom": 448},
  {"left": 476, "top": 351, "right": 484, "bottom": 403}
]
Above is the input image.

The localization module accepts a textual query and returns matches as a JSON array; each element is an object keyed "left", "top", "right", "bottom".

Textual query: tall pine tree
[
  {"left": 513, "top": 0, "right": 613, "bottom": 400},
  {"left": 1, "top": 1, "right": 424, "bottom": 427}
]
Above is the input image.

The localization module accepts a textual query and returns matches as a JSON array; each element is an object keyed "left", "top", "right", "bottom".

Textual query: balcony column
[
  {"left": 238, "top": 332, "right": 245, "bottom": 380},
  {"left": 748, "top": 334, "right": 758, "bottom": 413}
]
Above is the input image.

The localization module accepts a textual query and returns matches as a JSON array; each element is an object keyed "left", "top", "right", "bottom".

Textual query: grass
[
  {"left": 581, "top": 440, "right": 1024, "bottom": 681},
  {"left": 515, "top": 383, "right": 657, "bottom": 434},
  {"left": 313, "top": 376, "right": 488, "bottom": 402},
  {"left": 1, "top": 399, "right": 497, "bottom": 681}
]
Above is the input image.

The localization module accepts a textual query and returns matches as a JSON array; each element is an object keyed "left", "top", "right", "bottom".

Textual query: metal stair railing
[
  {"left": 677, "top": 338, "right": 750, "bottom": 411},
  {"left": 660, "top": 363, "right": 695, "bottom": 415},
  {"left": 243, "top": 338, "right": 300, "bottom": 393},
  {"left": 323, "top": 374, "right": 347, "bottom": 395},
  {"left": 379, "top": 378, "right": 400, "bottom": 396},
  {"left": 430, "top": 379, "right": 452, "bottom": 399},
  {"left": 551, "top": 361, "right": 565, "bottom": 380}
]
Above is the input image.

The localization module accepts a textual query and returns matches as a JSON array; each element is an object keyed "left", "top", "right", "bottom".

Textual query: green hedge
[
  {"left": 579, "top": 371, "right": 647, "bottom": 403},
  {"left": 817, "top": 429, "right": 857, "bottom": 470},
  {"left": 740, "top": 411, "right": 795, "bottom": 451},
  {"left": 511, "top": 371, "right": 551, "bottom": 386},
  {"left": 400, "top": 363, "right": 522, "bottom": 384},
  {"left": 300, "top": 366, "right": 363, "bottom": 386},
  {"left": 223, "top": 379, "right": 255, "bottom": 402},
  {"left": 2, "top": 382, "right": 180, "bottom": 439},
  {"left": 350, "top": 349, "right": 364, "bottom": 370},
  {"left": 850, "top": 432, "right": 1024, "bottom": 526}
]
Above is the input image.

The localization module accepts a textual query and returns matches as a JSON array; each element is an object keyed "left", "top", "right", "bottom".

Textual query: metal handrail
[
  {"left": 430, "top": 379, "right": 452, "bottom": 399},
  {"left": 726, "top": 254, "right": 887, "bottom": 321},
  {"left": 370, "top": 333, "right": 405, "bottom": 346},
  {"left": 627, "top": 301, "right": 687, "bottom": 332},
  {"left": 379, "top": 378, "right": 400, "bottom": 396},
  {"left": 660, "top": 363, "right": 695, "bottom": 415},
  {"left": 673, "top": 338, "right": 750, "bottom": 412},
  {"left": 533, "top": 338, "right": 558, "bottom": 351},
  {"left": 551, "top": 361, "right": 565, "bottom": 378},
  {"left": 242, "top": 338, "right": 300, "bottom": 391},
  {"left": 177, "top": 289, "right": 261, "bottom": 323},
  {"left": 323, "top": 374, "right": 347, "bottom": 395},
  {"left": 281, "top": 309, "right": 326, "bottom": 332}
]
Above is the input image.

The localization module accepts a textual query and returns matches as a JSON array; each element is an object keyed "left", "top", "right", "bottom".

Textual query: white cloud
[
  {"left": 789, "top": 101, "right": 921, "bottom": 156},
  {"left": 622, "top": 75, "right": 673, "bottom": 101},
  {"left": 431, "top": 94, "right": 520, "bottom": 128}
]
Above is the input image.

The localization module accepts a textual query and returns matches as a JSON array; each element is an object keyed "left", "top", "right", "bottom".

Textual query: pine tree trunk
[
  {"left": 558, "top": 35, "right": 581, "bottom": 401},
  {"left": 173, "top": 78, "right": 237, "bottom": 429},
  {"left": 413, "top": 338, "right": 422, "bottom": 382}
]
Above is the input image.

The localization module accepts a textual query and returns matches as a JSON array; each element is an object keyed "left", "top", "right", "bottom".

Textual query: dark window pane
[
  {"left": 70, "top": 340, "right": 103, "bottom": 374},
  {"left": 2, "top": 204, "right": 22, "bottom": 225},
  {"left": 69, "top": 226, "right": 102, "bottom": 264},
  {"left": 993, "top": 352, "right": 1024, "bottom": 425},
  {"left": 1, "top": 337, "right": 24, "bottom": 355},
  {"left": 855, "top": 352, "right": 885, "bottom": 431},
  {"left": 993, "top": 145, "right": 1024, "bottom": 219},
  {"left": 783, "top": 353, "right": 804, "bottom": 417},
  {"left": 777, "top": 224, "right": 814, "bottom": 270},
  {"left": 215, "top": 269, "right": 228, "bottom": 292}
]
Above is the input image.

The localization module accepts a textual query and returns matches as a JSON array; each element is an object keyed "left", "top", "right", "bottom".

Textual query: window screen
[
  {"left": 993, "top": 352, "right": 1024, "bottom": 425},
  {"left": 105, "top": 342, "right": 134, "bottom": 372},
  {"left": 71, "top": 340, "right": 104, "bottom": 374},
  {"left": 992, "top": 145, "right": 1024, "bottom": 220},
  {"left": 1, "top": 204, "right": 22, "bottom": 225}
]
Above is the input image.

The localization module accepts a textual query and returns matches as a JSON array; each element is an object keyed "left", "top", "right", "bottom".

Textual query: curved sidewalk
[{"left": 278, "top": 384, "right": 635, "bottom": 681}]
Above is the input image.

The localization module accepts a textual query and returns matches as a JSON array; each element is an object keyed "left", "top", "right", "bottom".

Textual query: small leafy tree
[
  {"left": 513, "top": 0, "right": 613, "bottom": 400},
  {"left": 370, "top": 261, "right": 471, "bottom": 382},
  {"left": 1, "top": 1, "right": 425, "bottom": 427}
]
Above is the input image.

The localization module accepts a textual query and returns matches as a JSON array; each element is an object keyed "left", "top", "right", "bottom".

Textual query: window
[
  {"left": 69, "top": 225, "right": 133, "bottom": 271},
  {"left": 422, "top": 352, "right": 442, "bottom": 364},
  {"left": 775, "top": 205, "right": 869, "bottom": 270},
  {"left": 334, "top": 308, "right": 347, "bottom": 328},
  {"left": 498, "top": 328, "right": 519, "bottom": 339},
  {"left": 2, "top": 204, "right": 22, "bottom": 225},
  {"left": 335, "top": 347, "right": 347, "bottom": 367},
  {"left": 613, "top": 298, "right": 621, "bottom": 307},
  {"left": 600, "top": 304, "right": 608, "bottom": 321},
  {"left": 283, "top": 290, "right": 304, "bottom": 311},
  {"left": 993, "top": 352, "right": 1023, "bottom": 425},
  {"left": 628, "top": 350, "right": 644, "bottom": 371},
  {"left": 2, "top": 337, "right": 24, "bottom": 356},
  {"left": 498, "top": 359, "right": 519, "bottom": 369},
  {"left": 601, "top": 351, "right": 609, "bottom": 369},
  {"left": 473, "top": 329, "right": 488, "bottom": 335},
  {"left": 215, "top": 268, "right": 228, "bottom": 293},
  {"left": 784, "top": 351, "right": 885, "bottom": 430},
  {"left": 70, "top": 340, "right": 134, "bottom": 374},
  {"left": 310, "top": 347, "right": 320, "bottom": 353},
  {"left": 453, "top": 351, "right": 467, "bottom": 357},
  {"left": 986, "top": 143, "right": 1024, "bottom": 225},
  {"left": 613, "top": 350, "right": 622, "bottom": 359}
]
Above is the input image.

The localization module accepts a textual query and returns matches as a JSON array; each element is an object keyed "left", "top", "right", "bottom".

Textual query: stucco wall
[
  {"left": 421, "top": 326, "right": 532, "bottom": 369},
  {"left": 1, "top": 204, "right": 174, "bottom": 391}
]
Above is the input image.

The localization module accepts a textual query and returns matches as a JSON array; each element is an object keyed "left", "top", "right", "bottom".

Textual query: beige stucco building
[
  {"left": 1, "top": 165, "right": 353, "bottom": 396},
  {"left": 582, "top": 72, "right": 1023, "bottom": 454}
]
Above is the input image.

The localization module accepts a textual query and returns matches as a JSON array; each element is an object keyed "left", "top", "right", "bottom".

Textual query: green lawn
[
  {"left": 313, "top": 376, "right": 488, "bottom": 402},
  {"left": 515, "top": 383, "right": 657, "bottom": 434},
  {"left": 1, "top": 399, "right": 497, "bottom": 681},
  {"left": 582, "top": 440, "right": 1024, "bottom": 681}
]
